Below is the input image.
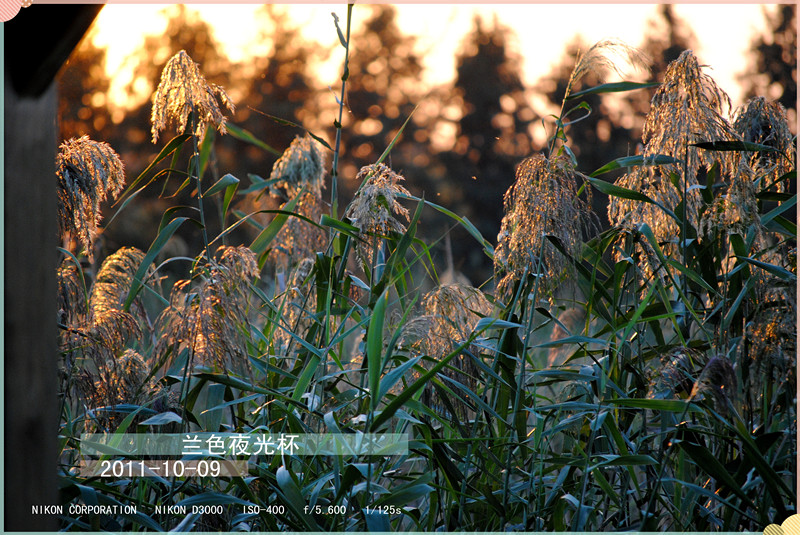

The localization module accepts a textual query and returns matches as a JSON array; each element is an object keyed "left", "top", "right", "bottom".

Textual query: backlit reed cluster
[
  {"left": 741, "top": 299, "right": 796, "bottom": 421},
  {"left": 156, "top": 246, "right": 258, "bottom": 377},
  {"left": 689, "top": 356, "right": 737, "bottom": 417},
  {"left": 494, "top": 154, "right": 594, "bottom": 300},
  {"left": 76, "top": 349, "right": 176, "bottom": 429},
  {"left": 566, "top": 39, "right": 649, "bottom": 96},
  {"left": 268, "top": 137, "right": 329, "bottom": 267},
  {"left": 151, "top": 49, "right": 234, "bottom": 143},
  {"left": 733, "top": 96, "right": 795, "bottom": 192},
  {"left": 698, "top": 158, "right": 760, "bottom": 239},
  {"left": 56, "top": 136, "right": 125, "bottom": 262},
  {"left": 345, "top": 163, "right": 410, "bottom": 264},
  {"left": 395, "top": 283, "right": 494, "bottom": 418},
  {"left": 59, "top": 248, "right": 149, "bottom": 365},
  {"left": 700, "top": 97, "right": 795, "bottom": 240},
  {"left": 59, "top": 248, "right": 157, "bottom": 422},
  {"left": 272, "top": 257, "right": 318, "bottom": 365},
  {"left": 609, "top": 51, "right": 735, "bottom": 242},
  {"left": 269, "top": 134, "right": 327, "bottom": 199}
]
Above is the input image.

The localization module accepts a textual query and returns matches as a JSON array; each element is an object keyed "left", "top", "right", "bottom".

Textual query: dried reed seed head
[
  {"left": 741, "top": 298, "right": 796, "bottom": 419},
  {"left": 156, "top": 271, "right": 252, "bottom": 377},
  {"left": 609, "top": 50, "right": 735, "bottom": 247},
  {"left": 699, "top": 159, "right": 761, "bottom": 238},
  {"left": 345, "top": 164, "right": 411, "bottom": 257},
  {"left": 97, "top": 308, "right": 142, "bottom": 348},
  {"left": 60, "top": 249, "right": 147, "bottom": 362},
  {"left": 216, "top": 245, "right": 259, "bottom": 285},
  {"left": 151, "top": 50, "right": 235, "bottom": 143},
  {"left": 90, "top": 247, "right": 148, "bottom": 319},
  {"left": 269, "top": 134, "right": 327, "bottom": 199},
  {"left": 270, "top": 192, "right": 327, "bottom": 269},
  {"left": 733, "top": 96, "right": 795, "bottom": 193},
  {"left": 58, "top": 258, "right": 87, "bottom": 327},
  {"left": 394, "top": 283, "right": 493, "bottom": 416},
  {"left": 396, "top": 315, "right": 436, "bottom": 352},
  {"left": 746, "top": 301, "right": 796, "bottom": 368},
  {"left": 569, "top": 39, "right": 650, "bottom": 89},
  {"left": 689, "top": 356, "right": 737, "bottom": 415},
  {"left": 80, "top": 349, "right": 167, "bottom": 427},
  {"left": 56, "top": 136, "right": 126, "bottom": 261},
  {"left": 647, "top": 347, "right": 701, "bottom": 400},
  {"left": 495, "top": 154, "right": 594, "bottom": 299},
  {"left": 100, "top": 349, "right": 150, "bottom": 403},
  {"left": 422, "top": 283, "right": 494, "bottom": 344}
]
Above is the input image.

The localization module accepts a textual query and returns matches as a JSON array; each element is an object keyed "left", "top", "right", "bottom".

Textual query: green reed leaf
[
  {"left": 123, "top": 216, "right": 188, "bottom": 311},
  {"left": 567, "top": 81, "right": 660, "bottom": 100},
  {"left": 205, "top": 173, "right": 239, "bottom": 197},
  {"left": 368, "top": 291, "right": 388, "bottom": 412},
  {"left": 589, "top": 154, "right": 681, "bottom": 177},
  {"left": 225, "top": 122, "right": 281, "bottom": 155}
]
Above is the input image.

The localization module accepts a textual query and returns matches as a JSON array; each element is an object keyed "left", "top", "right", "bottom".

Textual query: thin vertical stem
[
  {"left": 330, "top": 4, "right": 353, "bottom": 221},
  {"left": 191, "top": 110, "right": 212, "bottom": 265}
]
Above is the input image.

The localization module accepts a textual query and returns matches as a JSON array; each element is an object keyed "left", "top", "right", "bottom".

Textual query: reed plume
[
  {"left": 269, "top": 134, "right": 327, "bottom": 199},
  {"left": 156, "top": 246, "right": 258, "bottom": 377},
  {"left": 60, "top": 248, "right": 149, "bottom": 362},
  {"left": 733, "top": 96, "right": 795, "bottom": 192},
  {"left": 76, "top": 349, "right": 176, "bottom": 429},
  {"left": 742, "top": 299, "right": 796, "bottom": 422},
  {"left": 56, "top": 136, "right": 126, "bottom": 261},
  {"left": 609, "top": 50, "right": 734, "bottom": 246},
  {"left": 57, "top": 258, "right": 86, "bottom": 329},
  {"left": 700, "top": 97, "right": 795, "bottom": 240},
  {"left": 567, "top": 39, "right": 649, "bottom": 96},
  {"left": 495, "top": 154, "right": 594, "bottom": 299},
  {"left": 396, "top": 283, "right": 494, "bottom": 418},
  {"left": 345, "top": 163, "right": 410, "bottom": 264},
  {"left": 59, "top": 249, "right": 156, "bottom": 427},
  {"left": 689, "top": 356, "right": 737, "bottom": 416},
  {"left": 150, "top": 49, "right": 235, "bottom": 143}
]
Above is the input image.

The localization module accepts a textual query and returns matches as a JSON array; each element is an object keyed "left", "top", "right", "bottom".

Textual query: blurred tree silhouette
[
  {"left": 58, "top": 39, "right": 110, "bottom": 140},
  {"left": 740, "top": 4, "right": 797, "bottom": 132},
  {"left": 334, "top": 5, "right": 427, "bottom": 196},
  {"left": 436, "top": 16, "right": 536, "bottom": 282},
  {"left": 227, "top": 5, "right": 321, "bottom": 173},
  {"left": 218, "top": 5, "right": 322, "bottom": 245}
]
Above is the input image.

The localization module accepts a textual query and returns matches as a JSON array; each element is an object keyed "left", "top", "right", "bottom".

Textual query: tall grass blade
[
  {"left": 368, "top": 291, "right": 388, "bottom": 412},
  {"left": 123, "top": 216, "right": 189, "bottom": 311}
]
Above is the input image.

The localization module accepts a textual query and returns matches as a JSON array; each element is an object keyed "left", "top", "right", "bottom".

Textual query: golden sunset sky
[{"left": 88, "top": 3, "right": 775, "bottom": 115}]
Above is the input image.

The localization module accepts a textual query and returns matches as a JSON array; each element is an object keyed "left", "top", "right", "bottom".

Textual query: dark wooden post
[
  {"left": 4, "top": 62, "right": 60, "bottom": 533},
  {"left": 4, "top": 6, "right": 101, "bottom": 530}
]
